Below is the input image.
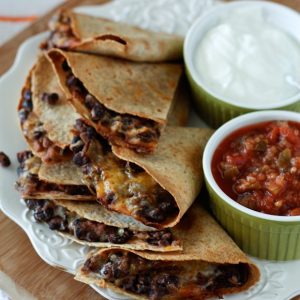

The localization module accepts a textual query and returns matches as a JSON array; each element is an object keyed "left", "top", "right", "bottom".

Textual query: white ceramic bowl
[
  {"left": 184, "top": 1, "right": 300, "bottom": 127},
  {"left": 203, "top": 110, "right": 300, "bottom": 260}
]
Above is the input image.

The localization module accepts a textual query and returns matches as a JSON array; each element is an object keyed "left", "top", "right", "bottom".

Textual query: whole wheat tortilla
[
  {"left": 47, "top": 49, "right": 182, "bottom": 124},
  {"left": 18, "top": 54, "right": 79, "bottom": 163},
  {"left": 75, "top": 205, "right": 260, "bottom": 299},
  {"left": 31, "top": 55, "right": 80, "bottom": 148},
  {"left": 167, "top": 76, "right": 190, "bottom": 126},
  {"left": 111, "top": 126, "right": 214, "bottom": 228},
  {"left": 47, "top": 10, "right": 183, "bottom": 62}
]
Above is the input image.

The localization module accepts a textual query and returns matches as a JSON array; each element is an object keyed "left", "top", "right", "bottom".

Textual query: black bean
[
  {"left": 66, "top": 75, "right": 78, "bottom": 88},
  {"left": 48, "top": 216, "right": 68, "bottom": 231},
  {"left": 100, "top": 262, "right": 114, "bottom": 279},
  {"left": 70, "top": 136, "right": 84, "bottom": 153},
  {"left": 146, "top": 230, "right": 173, "bottom": 246},
  {"left": 17, "top": 151, "right": 33, "bottom": 164},
  {"left": 34, "top": 206, "right": 54, "bottom": 222},
  {"left": 23, "top": 89, "right": 32, "bottom": 101},
  {"left": 86, "top": 126, "right": 97, "bottom": 139},
  {"left": 62, "top": 60, "right": 70, "bottom": 72},
  {"left": 22, "top": 98, "right": 33, "bottom": 111},
  {"left": 41, "top": 92, "right": 59, "bottom": 105},
  {"left": 122, "top": 116, "right": 133, "bottom": 127},
  {"left": 91, "top": 103, "right": 105, "bottom": 121},
  {"left": 84, "top": 94, "right": 97, "bottom": 109},
  {"left": 143, "top": 207, "right": 165, "bottom": 222},
  {"left": 107, "top": 228, "right": 132, "bottom": 244},
  {"left": 105, "top": 192, "right": 116, "bottom": 204},
  {"left": 18, "top": 108, "right": 30, "bottom": 122},
  {"left": 33, "top": 129, "right": 45, "bottom": 139},
  {"left": 73, "top": 152, "right": 89, "bottom": 166},
  {"left": 0, "top": 152, "right": 10, "bottom": 167},
  {"left": 137, "top": 131, "right": 156, "bottom": 143}
]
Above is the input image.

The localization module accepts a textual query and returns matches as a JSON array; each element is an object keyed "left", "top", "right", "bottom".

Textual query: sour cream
[{"left": 195, "top": 7, "right": 300, "bottom": 106}]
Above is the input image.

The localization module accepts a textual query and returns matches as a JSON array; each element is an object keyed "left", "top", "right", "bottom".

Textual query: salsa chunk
[{"left": 212, "top": 121, "right": 300, "bottom": 216}]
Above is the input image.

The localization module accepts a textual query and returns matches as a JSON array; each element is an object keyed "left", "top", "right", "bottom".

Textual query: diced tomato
[
  {"left": 212, "top": 121, "right": 300, "bottom": 216},
  {"left": 267, "top": 126, "right": 279, "bottom": 143}
]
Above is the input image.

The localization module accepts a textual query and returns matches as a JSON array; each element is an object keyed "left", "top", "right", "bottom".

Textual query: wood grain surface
[
  {"left": 0, "top": 0, "right": 299, "bottom": 300},
  {"left": 0, "top": 0, "right": 109, "bottom": 75}
]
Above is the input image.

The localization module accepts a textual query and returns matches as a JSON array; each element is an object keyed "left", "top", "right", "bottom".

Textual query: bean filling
[
  {"left": 71, "top": 120, "right": 179, "bottom": 227},
  {"left": 82, "top": 251, "right": 249, "bottom": 300},
  {"left": 25, "top": 200, "right": 178, "bottom": 247},
  {"left": 40, "top": 12, "right": 79, "bottom": 50},
  {"left": 212, "top": 121, "right": 300, "bottom": 216},
  {"left": 63, "top": 60, "right": 161, "bottom": 153}
]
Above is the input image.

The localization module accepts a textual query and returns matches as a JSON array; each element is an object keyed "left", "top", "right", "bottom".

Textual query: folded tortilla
[
  {"left": 72, "top": 121, "right": 213, "bottom": 228},
  {"left": 42, "top": 10, "right": 184, "bottom": 62},
  {"left": 18, "top": 54, "right": 79, "bottom": 163},
  {"left": 76, "top": 205, "right": 260, "bottom": 300},
  {"left": 25, "top": 198, "right": 184, "bottom": 252},
  {"left": 47, "top": 49, "right": 183, "bottom": 153},
  {"left": 18, "top": 54, "right": 186, "bottom": 164},
  {"left": 15, "top": 151, "right": 94, "bottom": 200}
]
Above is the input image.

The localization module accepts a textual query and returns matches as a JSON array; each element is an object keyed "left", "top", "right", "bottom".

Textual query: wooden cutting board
[{"left": 0, "top": 0, "right": 300, "bottom": 300}]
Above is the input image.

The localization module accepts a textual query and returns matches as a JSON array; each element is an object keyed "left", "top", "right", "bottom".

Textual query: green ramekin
[
  {"left": 184, "top": 1, "right": 300, "bottom": 128},
  {"left": 203, "top": 111, "right": 300, "bottom": 260}
]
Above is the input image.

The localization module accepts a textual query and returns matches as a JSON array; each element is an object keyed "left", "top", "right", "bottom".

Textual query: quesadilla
[
  {"left": 18, "top": 55, "right": 79, "bottom": 163},
  {"left": 18, "top": 54, "right": 187, "bottom": 164},
  {"left": 76, "top": 205, "right": 260, "bottom": 300},
  {"left": 15, "top": 150, "right": 94, "bottom": 200},
  {"left": 24, "top": 199, "right": 183, "bottom": 252},
  {"left": 47, "top": 49, "right": 182, "bottom": 153},
  {"left": 41, "top": 10, "right": 184, "bottom": 62},
  {"left": 71, "top": 120, "right": 213, "bottom": 228}
]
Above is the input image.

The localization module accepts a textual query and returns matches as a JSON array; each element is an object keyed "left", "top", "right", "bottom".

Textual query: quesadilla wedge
[
  {"left": 47, "top": 49, "right": 182, "bottom": 153},
  {"left": 15, "top": 151, "right": 94, "bottom": 200},
  {"left": 76, "top": 205, "right": 260, "bottom": 300},
  {"left": 18, "top": 55, "right": 79, "bottom": 163},
  {"left": 24, "top": 199, "right": 183, "bottom": 252},
  {"left": 71, "top": 120, "right": 213, "bottom": 228},
  {"left": 18, "top": 55, "right": 187, "bottom": 164},
  {"left": 41, "top": 10, "right": 183, "bottom": 62}
]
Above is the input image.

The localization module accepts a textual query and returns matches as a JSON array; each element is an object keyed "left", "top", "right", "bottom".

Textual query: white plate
[{"left": 0, "top": 0, "right": 299, "bottom": 299}]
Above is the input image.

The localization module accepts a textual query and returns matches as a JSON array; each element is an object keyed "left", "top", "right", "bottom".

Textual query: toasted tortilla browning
[{"left": 41, "top": 10, "right": 183, "bottom": 62}]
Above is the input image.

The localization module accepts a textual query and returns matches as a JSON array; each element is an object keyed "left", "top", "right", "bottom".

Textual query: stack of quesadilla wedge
[{"left": 15, "top": 12, "right": 259, "bottom": 300}]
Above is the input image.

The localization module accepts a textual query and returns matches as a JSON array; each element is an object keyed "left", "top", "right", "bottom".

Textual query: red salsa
[{"left": 212, "top": 121, "right": 300, "bottom": 216}]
